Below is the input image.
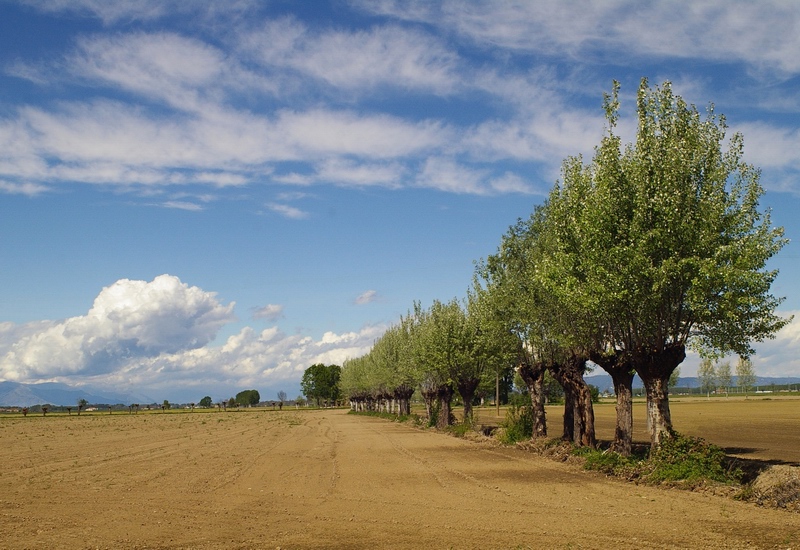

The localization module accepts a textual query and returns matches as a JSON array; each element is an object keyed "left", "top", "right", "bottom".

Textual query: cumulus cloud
[
  {"left": 0, "top": 273, "right": 388, "bottom": 400},
  {"left": 0, "top": 275, "right": 235, "bottom": 380},
  {"left": 64, "top": 324, "right": 384, "bottom": 400}
]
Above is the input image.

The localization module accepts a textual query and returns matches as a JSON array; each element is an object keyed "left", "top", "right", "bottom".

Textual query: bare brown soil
[{"left": 1, "top": 407, "right": 798, "bottom": 549}]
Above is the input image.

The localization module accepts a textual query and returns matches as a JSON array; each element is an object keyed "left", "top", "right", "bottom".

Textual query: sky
[{"left": 1, "top": 0, "right": 800, "bottom": 404}]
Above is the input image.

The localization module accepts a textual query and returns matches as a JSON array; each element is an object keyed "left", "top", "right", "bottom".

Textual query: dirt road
[{"left": 1, "top": 409, "right": 797, "bottom": 549}]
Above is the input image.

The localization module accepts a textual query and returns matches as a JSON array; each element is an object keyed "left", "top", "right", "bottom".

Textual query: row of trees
[
  {"left": 340, "top": 78, "right": 788, "bottom": 454},
  {"left": 697, "top": 356, "right": 757, "bottom": 398}
]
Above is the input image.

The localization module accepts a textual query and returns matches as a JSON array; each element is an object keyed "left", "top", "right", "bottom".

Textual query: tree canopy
[
  {"left": 301, "top": 363, "right": 341, "bottom": 406},
  {"left": 235, "top": 389, "right": 260, "bottom": 407}
]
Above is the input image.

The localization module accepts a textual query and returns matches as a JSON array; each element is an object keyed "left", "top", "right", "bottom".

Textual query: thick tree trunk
[
  {"left": 436, "top": 385, "right": 455, "bottom": 429},
  {"left": 394, "top": 386, "right": 414, "bottom": 416},
  {"left": 633, "top": 344, "right": 686, "bottom": 449},
  {"left": 457, "top": 377, "right": 480, "bottom": 423},
  {"left": 549, "top": 355, "right": 596, "bottom": 448},
  {"left": 516, "top": 360, "right": 547, "bottom": 438},
  {"left": 591, "top": 351, "right": 635, "bottom": 456},
  {"left": 421, "top": 387, "right": 437, "bottom": 421}
]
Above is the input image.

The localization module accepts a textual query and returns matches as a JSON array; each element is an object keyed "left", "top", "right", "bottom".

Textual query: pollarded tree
[
  {"left": 560, "top": 78, "right": 789, "bottom": 448},
  {"left": 478, "top": 205, "right": 596, "bottom": 446},
  {"left": 736, "top": 356, "right": 757, "bottom": 398},
  {"left": 414, "top": 299, "right": 466, "bottom": 429},
  {"left": 463, "top": 282, "right": 517, "bottom": 423},
  {"left": 478, "top": 210, "right": 559, "bottom": 440}
]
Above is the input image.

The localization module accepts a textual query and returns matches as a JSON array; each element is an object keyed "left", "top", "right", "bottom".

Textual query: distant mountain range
[
  {"left": 585, "top": 374, "right": 800, "bottom": 392},
  {"left": 0, "top": 381, "right": 153, "bottom": 407}
]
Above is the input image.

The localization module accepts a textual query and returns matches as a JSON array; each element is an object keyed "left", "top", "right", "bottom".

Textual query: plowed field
[{"left": 1, "top": 406, "right": 798, "bottom": 549}]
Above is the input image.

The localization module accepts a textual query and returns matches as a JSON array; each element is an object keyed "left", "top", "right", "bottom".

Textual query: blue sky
[{"left": 1, "top": 0, "right": 800, "bottom": 403}]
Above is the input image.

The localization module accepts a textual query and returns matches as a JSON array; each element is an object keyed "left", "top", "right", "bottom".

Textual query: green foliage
[
  {"left": 198, "top": 395, "right": 213, "bottom": 408},
  {"left": 301, "top": 363, "right": 341, "bottom": 406},
  {"left": 235, "top": 389, "right": 261, "bottom": 407},
  {"left": 499, "top": 402, "right": 533, "bottom": 444},
  {"left": 578, "top": 432, "right": 740, "bottom": 485},
  {"left": 736, "top": 356, "right": 757, "bottom": 396},
  {"left": 698, "top": 357, "right": 717, "bottom": 397},
  {"left": 645, "top": 433, "right": 741, "bottom": 484},
  {"left": 447, "top": 421, "right": 475, "bottom": 438}
]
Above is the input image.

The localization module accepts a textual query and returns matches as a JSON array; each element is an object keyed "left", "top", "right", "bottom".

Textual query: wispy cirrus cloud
[
  {"left": 359, "top": 0, "right": 800, "bottom": 74},
  {"left": 239, "top": 18, "right": 460, "bottom": 95}
]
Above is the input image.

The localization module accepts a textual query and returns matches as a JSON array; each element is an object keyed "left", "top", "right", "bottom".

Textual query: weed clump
[
  {"left": 578, "top": 432, "right": 741, "bottom": 487},
  {"left": 497, "top": 402, "right": 533, "bottom": 444}
]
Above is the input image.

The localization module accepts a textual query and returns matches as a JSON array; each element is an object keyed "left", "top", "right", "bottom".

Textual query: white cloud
[
  {"left": 160, "top": 200, "right": 204, "bottom": 211},
  {"left": 18, "top": 0, "right": 260, "bottom": 25},
  {"left": 241, "top": 19, "right": 459, "bottom": 94},
  {"left": 0, "top": 275, "right": 235, "bottom": 380},
  {"left": 415, "top": 157, "right": 508, "bottom": 195},
  {"left": 354, "top": 290, "right": 380, "bottom": 305},
  {"left": 265, "top": 202, "right": 309, "bottom": 219},
  {"left": 360, "top": 0, "right": 800, "bottom": 74},
  {"left": 252, "top": 304, "right": 284, "bottom": 321},
  {"left": 76, "top": 323, "right": 385, "bottom": 399},
  {"left": 0, "top": 180, "right": 50, "bottom": 196},
  {"left": 678, "top": 311, "right": 800, "bottom": 378}
]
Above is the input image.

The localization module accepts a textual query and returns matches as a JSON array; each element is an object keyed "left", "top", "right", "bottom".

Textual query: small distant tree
[
  {"left": 77, "top": 398, "right": 88, "bottom": 416},
  {"left": 227, "top": 397, "right": 236, "bottom": 409},
  {"left": 716, "top": 361, "right": 732, "bottom": 397},
  {"left": 199, "top": 395, "right": 213, "bottom": 408},
  {"left": 41, "top": 405, "right": 49, "bottom": 416},
  {"left": 66, "top": 407, "right": 72, "bottom": 415},
  {"left": 190, "top": 402, "right": 195, "bottom": 412},
  {"left": 22, "top": 407, "right": 29, "bottom": 417},
  {"left": 698, "top": 358, "right": 717, "bottom": 399},
  {"left": 277, "top": 390, "right": 287, "bottom": 410},
  {"left": 736, "top": 356, "right": 757, "bottom": 399},
  {"left": 162, "top": 400, "right": 170, "bottom": 411},
  {"left": 668, "top": 367, "right": 681, "bottom": 390}
]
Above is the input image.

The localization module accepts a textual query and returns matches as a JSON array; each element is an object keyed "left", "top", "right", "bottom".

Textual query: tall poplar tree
[{"left": 559, "top": 78, "right": 788, "bottom": 448}]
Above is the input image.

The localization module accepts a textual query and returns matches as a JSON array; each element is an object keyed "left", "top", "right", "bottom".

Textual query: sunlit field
[{"left": 0, "top": 403, "right": 797, "bottom": 548}]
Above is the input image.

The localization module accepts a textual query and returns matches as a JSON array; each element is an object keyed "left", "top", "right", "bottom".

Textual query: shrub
[
  {"left": 498, "top": 402, "right": 533, "bottom": 444},
  {"left": 643, "top": 432, "right": 741, "bottom": 484}
]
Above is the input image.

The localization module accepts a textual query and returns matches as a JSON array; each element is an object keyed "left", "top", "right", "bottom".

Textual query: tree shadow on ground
[{"left": 722, "top": 447, "right": 800, "bottom": 483}]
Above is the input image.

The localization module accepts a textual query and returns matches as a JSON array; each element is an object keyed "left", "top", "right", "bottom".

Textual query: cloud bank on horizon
[
  {"left": 1, "top": 0, "right": 800, "bottom": 400},
  {"left": 0, "top": 275, "right": 384, "bottom": 400}
]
